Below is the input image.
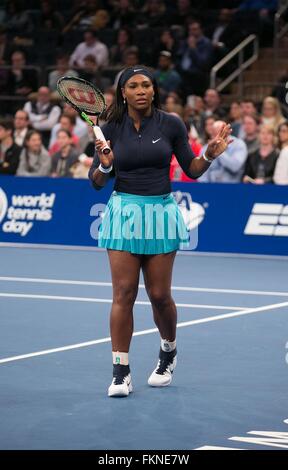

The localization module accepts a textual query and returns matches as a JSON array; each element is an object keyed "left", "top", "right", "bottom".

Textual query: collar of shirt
[{"left": 124, "top": 109, "right": 155, "bottom": 132}]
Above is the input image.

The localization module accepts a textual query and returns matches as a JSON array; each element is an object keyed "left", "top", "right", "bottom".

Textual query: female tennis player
[{"left": 89, "top": 66, "right": 232, "bottom": 397}]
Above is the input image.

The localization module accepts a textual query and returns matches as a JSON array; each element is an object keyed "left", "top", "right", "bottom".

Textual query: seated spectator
[
  {"left": 110, "top": 0, "right": 136, "bottom": 30},
  {"left": 154, "top": 51, "right": 182, "bottom": 103},
  {"left": 49, "top": 114, "right": 79, "bottom": 155},
  {"left": 49, "top": 104, "right": 89, "bottom": 151},
  {"left": 51, "top": 129, "right": 80, "bottom": 178},
  {"left": 0, "top": 119, "right": 21, "bottom": 175},
  {"left": 110, "top": 28, "right": 133, "bottom": 65},
  {"left": 198, "top": 88, "right": 227, "bottom": 139},
  {"left": 170, "top": 0, "right": 195, "bottom": 26},
  {"left": 261, "top": 96, "right": 286, "bottom": 133},
  {"left": 91, "top": 9, "right": 111, "bottom": 30},
  {"left": 199, "top": 120, "right": 248, "bottom": 183},
  {"left": 39, "top": 0, "right": 64, "bottom": 31},
  {"left": 24, "top": 86, "right": 61, "bottom": 147},
  {"left": 5, "top": 50, "right": 38, "bottom": 99},
  {"left": 17, "top": 130, "right": 51, "bottom": 177},
  {"left": 78, "top": 54, "right": 107, "bottom": 90},
  {"left": 69, "top": 29, "right": 109, "bottom": 69},
  {"left": 48, "top": 54, "right": 78, "bottom": 92},
  {"left": 240, "top": 99, "right": 258, "bottom": 118},
  {"left": 273, "top": 121, "right": 288, "bottom": 185},
  {"left": 0, "top": 26, "right": 13, "bottom": 65},
  {"left": 229, "top": 101, "right": 243, "bottom": 137},
  {"left": 183, "top": 96, "right": 204, "bottom": 140},
  {"left": 242, "top": 115, "right": 260, "bottom": 156},
  {"left": 202, "top": 88, "right": 227, "bottom": 119},
  {"left": 202, "top": 115, "right": 217, "bottom": 145},
  {"left": 243, "top": 124, "right": 278, "bottom": 184},
  {"left": 63, "top": 0, "right": 101, "bottom": 33},
  {"left": 176, "top": 21, "right": 213, "bottom": 97},
  {"left": 13, "top": 109, "right": 30, "bottom": 147},
  {"left": 140, "top": 0, "right": 168, "bottom": 28},
  {"left": 163, "top": 92, "right": 183, "bottom": 115},
  {"left": 206, "top": 8, "right": 244, "bottom": 54},
  {"left": 113, "top": 47, "right": 140, "bottom": 88},
  {"left": 152, "top": 29, "right": 179, "bottom": 67},
  {"left": 4, "top": 0, "right": 34, "bottom": 36}
]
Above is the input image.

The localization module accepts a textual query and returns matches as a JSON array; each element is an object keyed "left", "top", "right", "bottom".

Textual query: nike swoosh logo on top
[
  {"left": 152, "top": 138, "right": 161, "bottom": 144},
  {"left": 133, "top": 69, "right": 143, "bottom": 72}
]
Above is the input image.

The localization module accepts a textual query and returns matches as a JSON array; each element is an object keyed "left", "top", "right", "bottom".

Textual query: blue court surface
[{"left": 0, "top": 246, "right": 288, "bottom": 450}]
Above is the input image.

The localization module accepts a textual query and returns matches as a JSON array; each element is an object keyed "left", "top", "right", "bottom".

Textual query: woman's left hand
[{"left": 206, "top": 123, "right": 233, "bottom": 160}]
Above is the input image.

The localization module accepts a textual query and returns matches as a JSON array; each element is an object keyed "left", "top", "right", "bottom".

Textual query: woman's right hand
[{"left": 95, "top": 139, "right": 114, "bottom": 168}]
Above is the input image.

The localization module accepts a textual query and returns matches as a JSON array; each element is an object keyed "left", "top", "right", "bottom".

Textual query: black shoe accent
[
  {"left": 112, "top": 364, "right": 130, "bottom": 385},
  {"left": 156, "top": 348, "right": 177, "bottom": 375}
]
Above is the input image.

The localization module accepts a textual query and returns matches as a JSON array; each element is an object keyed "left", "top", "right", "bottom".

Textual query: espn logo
[{"left": 244, "top": 203, "right": 288, "bottom": 236}]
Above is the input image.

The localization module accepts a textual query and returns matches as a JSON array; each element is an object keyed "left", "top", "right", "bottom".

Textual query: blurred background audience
[{"left": 0, "top": 0, "right": 286, "bottom": 183}]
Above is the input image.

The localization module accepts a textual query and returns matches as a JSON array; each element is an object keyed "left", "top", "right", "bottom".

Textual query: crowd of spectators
[
  {"left": 0, "top": 0, "right": 287, "bottom": 184},
  {"left": 1, "top": 83, "right": 287, "bottom": 184}
]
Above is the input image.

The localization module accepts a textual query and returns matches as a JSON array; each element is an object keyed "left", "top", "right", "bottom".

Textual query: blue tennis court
[{"left": 0, "top": 246, "right": 288, "bottom": 450}]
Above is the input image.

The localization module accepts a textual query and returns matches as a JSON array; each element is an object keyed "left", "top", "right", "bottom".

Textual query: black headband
[{"left": 119, "top": 66, "right": 154, "bottom": 87}]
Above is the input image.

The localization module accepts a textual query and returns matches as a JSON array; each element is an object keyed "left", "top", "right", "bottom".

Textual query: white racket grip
[{"left": 93, "top": 125, "right": 111, "bottom": 154}]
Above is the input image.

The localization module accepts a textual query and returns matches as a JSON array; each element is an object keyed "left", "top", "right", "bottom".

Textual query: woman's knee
[
  {"left": 113, "top": 283, "right": 138, "bottom": 306},
  {"left": 148, "top": 289, "right": 173, "bottom": 309}
]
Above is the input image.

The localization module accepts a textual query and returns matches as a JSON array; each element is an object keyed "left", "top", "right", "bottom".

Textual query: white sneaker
[
  {"left": 148, "top": 349, "right": 177, "bottom": 387},
  {"left": 108, "top": 373, "right": 133, "bottom": 397},
  {"left": 108, "top": 364, "right": 133, "bottom": 397}
]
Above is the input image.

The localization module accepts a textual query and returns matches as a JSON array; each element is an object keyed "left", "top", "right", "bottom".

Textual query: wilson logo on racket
[{"left": 68, "top": 88, "right": 96, "bottom": 105}]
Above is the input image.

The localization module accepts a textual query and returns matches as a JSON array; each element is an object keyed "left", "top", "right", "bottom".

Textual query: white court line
[
  {"left": 1, "top": 242, "right": 288, "bottom": 260},
  {"left": 0, "top": 276, "right": 288, "bottom": 297},
  {"left": 0, "top": 300, "right": 287, "bottom": 365},
  {"left": 0, "top": 292, "right": 245, "bottom": 311}
]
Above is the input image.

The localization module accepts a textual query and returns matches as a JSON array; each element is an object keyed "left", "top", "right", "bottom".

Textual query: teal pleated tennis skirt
[{"left": 98, "top": 191, "right": 190, "bottom": 254}]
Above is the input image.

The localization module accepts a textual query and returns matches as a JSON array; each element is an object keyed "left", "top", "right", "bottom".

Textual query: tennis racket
[{"left": 57, "top": 76, "right": 111, "bottom": 154}]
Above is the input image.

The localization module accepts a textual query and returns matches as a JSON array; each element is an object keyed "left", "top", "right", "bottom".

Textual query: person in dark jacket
[
  {"left": 0, "top": 119, "right": 21, "bottom": 175},
  {"left": 51, "top": 129, "right": 79, "bottom": 177},
  {"left": 243, "top": 124, "right": 278, "bottom": 184}
]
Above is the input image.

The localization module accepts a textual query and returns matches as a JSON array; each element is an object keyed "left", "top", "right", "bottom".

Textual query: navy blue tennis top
[{"left": 88, "top": 108, "right": 196, "bottom": 196}]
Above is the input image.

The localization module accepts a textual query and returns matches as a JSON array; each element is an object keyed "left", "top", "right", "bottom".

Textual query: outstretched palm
[{"left": 206, "top": 123, "right": 233, "bottom": 160}]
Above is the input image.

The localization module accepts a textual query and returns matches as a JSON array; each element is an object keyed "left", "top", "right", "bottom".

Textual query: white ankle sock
[
  {"left": 112, "top": 351, "right": 129, "bottom": 365},
  {"left": 161, "top": 338, "right": 176, "bottom": 352}
]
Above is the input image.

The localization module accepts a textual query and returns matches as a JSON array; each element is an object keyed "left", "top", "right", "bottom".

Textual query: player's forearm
[
  {"left": 189, "top": 155, "right": 212, "bottom": 178},
  {"left": 90, "top": 167, "right": 110, "bottom": 189}
]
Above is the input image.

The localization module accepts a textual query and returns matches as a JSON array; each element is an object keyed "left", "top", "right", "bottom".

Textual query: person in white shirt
[
  {"left": 274, "top": 121, "right": 288, "bottom": 185},
  {"left": 69, "top": 29, "right": 109, "bottom": 69},
  {"left": 199, "top": 120, "right": 248, "bottom": 183},
  {"left": 24, "top": 86, "right": 61, "bottom": 146},
  {"left": 13, "top": 109, "right": 30, "bottom": 147}
]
